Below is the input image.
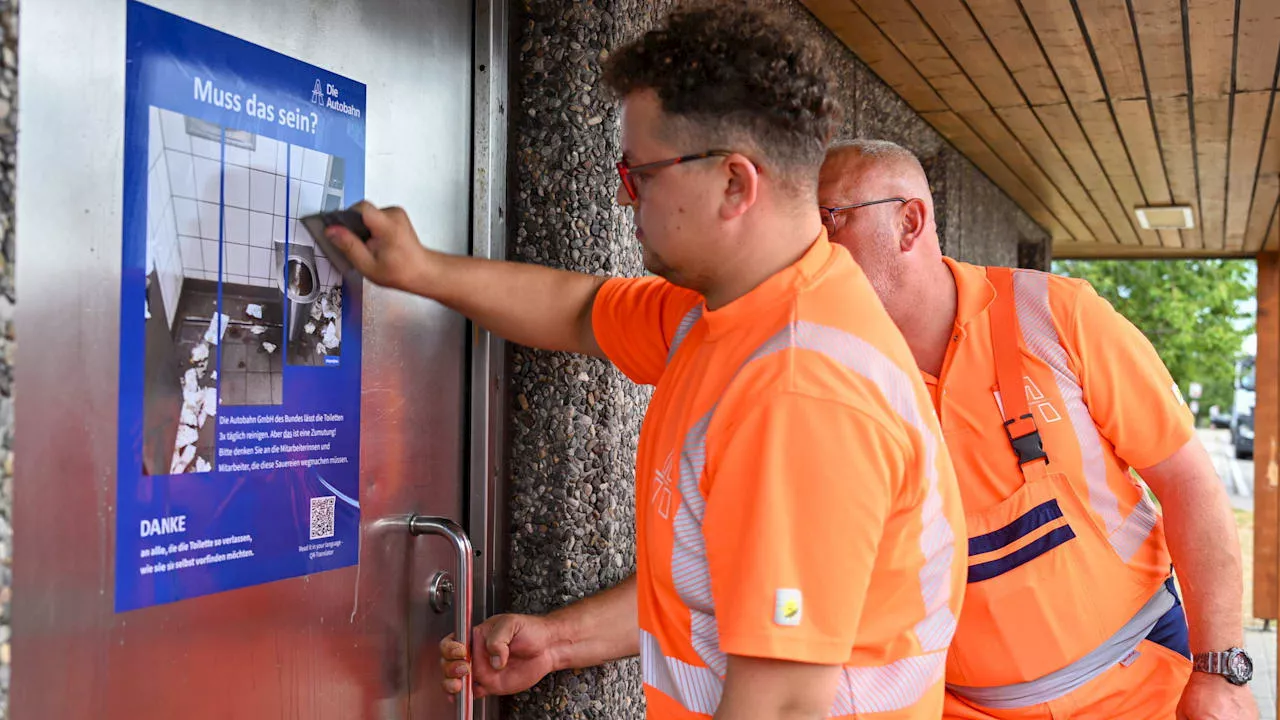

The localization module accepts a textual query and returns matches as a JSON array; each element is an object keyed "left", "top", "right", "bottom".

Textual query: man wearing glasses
[
  {"left": 818, "top": 139, "right": 1255, "bottom": 720},
  {"left": 328, "top": 7, "right": 965, "bottom": 719}
]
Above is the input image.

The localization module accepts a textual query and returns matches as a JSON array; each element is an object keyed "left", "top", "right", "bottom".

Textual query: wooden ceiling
[{"left": 803, "top": 0, "right": 1280, "bottom": 258}]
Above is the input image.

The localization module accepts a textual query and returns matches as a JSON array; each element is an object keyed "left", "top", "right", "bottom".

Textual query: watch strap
[{"left": 1193, "top": 648, "right": 1249, "bottom": 683}]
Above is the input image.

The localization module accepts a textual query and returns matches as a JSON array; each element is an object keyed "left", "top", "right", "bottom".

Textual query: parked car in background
[{"left": 1231, "top": 356, "right": 1255, "bottom": 459}]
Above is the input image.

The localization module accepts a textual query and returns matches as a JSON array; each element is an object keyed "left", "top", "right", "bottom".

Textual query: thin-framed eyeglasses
[
  {"left": 615, "top": 150, "right": 734, "bottom": 203},
  {"left": 819, "top": 197, "right": 909, "bottom": 233}
]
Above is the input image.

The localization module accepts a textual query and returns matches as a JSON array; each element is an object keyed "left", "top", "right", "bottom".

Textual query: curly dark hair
[{"left": 603, "top": 4, "right": 841, "bottom": 194}]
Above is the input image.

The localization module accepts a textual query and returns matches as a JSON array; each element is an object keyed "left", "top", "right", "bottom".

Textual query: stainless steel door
[{"left": 14, "top": 0, "right": 502, "bottom": 717}]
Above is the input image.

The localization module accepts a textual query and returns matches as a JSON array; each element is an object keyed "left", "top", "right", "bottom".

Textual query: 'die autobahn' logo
[{"left": 311, "top": 79, "right": 362, "bottom": 120}]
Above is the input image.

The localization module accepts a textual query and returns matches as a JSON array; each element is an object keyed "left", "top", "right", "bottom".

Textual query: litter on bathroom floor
[
  {"left": 203, "top": 312, "right": 229, "bottom": 346},
  {"left": 308, "top": 287, "right": 342, "bottom": 355},
  {"left": 168, "top": 310, "right": 221, "bottom": 474}
]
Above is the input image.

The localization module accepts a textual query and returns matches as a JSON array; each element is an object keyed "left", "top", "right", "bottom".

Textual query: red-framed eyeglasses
[{"left": 615, "top": 150, "right": 734, "bottom": 203}]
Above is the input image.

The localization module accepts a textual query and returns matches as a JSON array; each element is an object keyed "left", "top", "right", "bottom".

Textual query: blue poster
[{"left": 117, "top": 2, "right": 365, "bottom": 611}]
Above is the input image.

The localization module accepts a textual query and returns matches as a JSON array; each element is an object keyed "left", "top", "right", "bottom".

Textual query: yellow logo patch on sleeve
[{"left": 774, "top": 589, "right": 802, "bottom": 627}]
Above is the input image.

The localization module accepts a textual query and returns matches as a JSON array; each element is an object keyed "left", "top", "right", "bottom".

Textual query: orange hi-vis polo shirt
[
  {"left": 928, "top": 258, "right": 1195, "bottom": 689},
  {"left": 591, "top": 233, "right": 967, "bottom": 719}
]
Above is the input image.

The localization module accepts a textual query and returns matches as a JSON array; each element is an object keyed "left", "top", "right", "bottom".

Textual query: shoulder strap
[{"left": 986, "top": 266, "right": 1050, "bottom": 476}]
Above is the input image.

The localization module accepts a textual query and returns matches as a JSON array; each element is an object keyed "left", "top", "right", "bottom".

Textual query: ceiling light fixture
[{"left": 1134, "top": 206, "right": 1195, "bottom": 230}]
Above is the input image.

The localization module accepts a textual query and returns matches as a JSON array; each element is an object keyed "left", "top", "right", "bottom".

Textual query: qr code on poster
[{"left": 310, "top": 495, "right": 337, "bottom": 540}]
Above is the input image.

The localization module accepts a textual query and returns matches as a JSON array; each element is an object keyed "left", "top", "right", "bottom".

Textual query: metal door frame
[{"left": 468, "top": 1, "right": 510, "bottom": 718}]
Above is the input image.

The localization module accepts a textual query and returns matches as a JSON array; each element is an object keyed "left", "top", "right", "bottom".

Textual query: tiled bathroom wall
[
  {"left": 223, "top": 136, "right": 343, "bottom": 293},
  {"left": 147, "top": 107, "right": 184, "bottom": 329},
  {"left": 283, "top": 144, "right": 344, "bottom": 296},
  {"left": 159, "top": 107, "right": 225, "bottom": 287},
  {"left": 231, "top": 138, "right": 325, "bottom": 290},
  {"left": 154, "top": 108, "right": 344, "bottom": 297},
  {"left": 220, "top": 128, "right": 280, "bottom": 289}
]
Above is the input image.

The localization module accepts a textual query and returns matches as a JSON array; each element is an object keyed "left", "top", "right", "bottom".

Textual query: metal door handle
[{"left": 409, "top": 515, "right": 474, "bottom": 720}]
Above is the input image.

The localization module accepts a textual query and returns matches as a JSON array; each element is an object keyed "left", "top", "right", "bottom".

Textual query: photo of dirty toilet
[
  {"left": 141, "top": 107, "right": 348, "bottom": 475},
  {"left": 282, "top": 151, "right": 347, "bottom": 368}
]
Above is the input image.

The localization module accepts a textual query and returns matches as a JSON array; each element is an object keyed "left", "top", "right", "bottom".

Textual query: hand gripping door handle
[{"left": 409, "top": 515, "right": 475, "bottom": 720}]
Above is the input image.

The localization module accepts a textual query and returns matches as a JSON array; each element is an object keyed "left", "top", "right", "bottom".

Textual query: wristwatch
[{"left": 1193, "top": 648, "right": 1254, "bottom": 686}]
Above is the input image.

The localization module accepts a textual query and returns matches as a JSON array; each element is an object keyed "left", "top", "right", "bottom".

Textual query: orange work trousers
[{"left": 943, "top": 639, "right": 1191, "bottom": 720}]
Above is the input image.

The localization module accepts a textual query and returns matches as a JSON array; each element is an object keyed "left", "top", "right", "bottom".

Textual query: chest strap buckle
[{"left": 1005, "top": 414, "right": 1048, "bottom": 466}]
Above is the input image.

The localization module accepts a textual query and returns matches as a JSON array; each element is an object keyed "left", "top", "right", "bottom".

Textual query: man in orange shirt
[
  {"left": 330, "top": 7, "right": 966, "bottom": 718},
  {"left": 817, "top": 139, "right": 1255, "bottom": 720}
]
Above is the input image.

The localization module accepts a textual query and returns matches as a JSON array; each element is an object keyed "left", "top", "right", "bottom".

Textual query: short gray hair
[{"left": 827, "top": 138, "right": 926, "bottom": 177}]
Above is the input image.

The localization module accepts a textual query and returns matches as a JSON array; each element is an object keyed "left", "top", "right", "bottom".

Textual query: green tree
[{"left": 1051, "top": 259, "right": 1255, "bottom": 419}]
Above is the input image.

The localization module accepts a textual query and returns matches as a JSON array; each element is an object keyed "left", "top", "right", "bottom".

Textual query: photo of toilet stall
[
  {"left": 142, "top": 108, "right": 348, "bottom": 475},
  {"left": 282, "top": 151, "right": 346, "bottom": 368}
]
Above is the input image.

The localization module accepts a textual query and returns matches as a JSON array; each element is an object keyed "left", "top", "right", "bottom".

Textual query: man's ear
[
  {"left": 899, "top": 198, "right": 929, "bottom": 252},
  {"left": 720, "top": 153, "right": 760, "bottom": 220}
]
